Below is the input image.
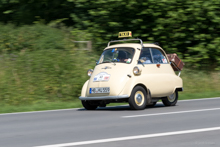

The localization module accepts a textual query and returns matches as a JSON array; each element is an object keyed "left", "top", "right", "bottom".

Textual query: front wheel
[
  {"left": 81, "top": 100, "right": 98, "bottom": 110},
  {"left": 129, "top": 86, "right": 147, "bottom": 110},
  {"left": 162, "top": 91, "right": 178, "bottom": 106}
]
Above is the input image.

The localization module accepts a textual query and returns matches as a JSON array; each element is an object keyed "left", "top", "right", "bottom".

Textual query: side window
[
  {"left": 139, "top": 48, "right": 153, "bottom": 64},
  {"left": 151, "top": 48, "right": 168, "bottom": 64}
]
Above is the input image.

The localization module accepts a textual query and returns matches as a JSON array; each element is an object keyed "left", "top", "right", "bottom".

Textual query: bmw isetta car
[{"left": 79, "top": 31, "right": 183, "bottom": 110}]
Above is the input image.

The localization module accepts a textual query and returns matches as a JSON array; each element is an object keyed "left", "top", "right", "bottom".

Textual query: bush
[{"left": 70, "top": 0, "right": 220, "bottom": 70}]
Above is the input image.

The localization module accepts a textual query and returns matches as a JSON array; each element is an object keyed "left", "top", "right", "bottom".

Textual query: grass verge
[
  {"left": 0, "top": 25, "right": 219, "bottom": 114},
  {"left": 1, "top": 91, "right": 220, "bottom": 114}
]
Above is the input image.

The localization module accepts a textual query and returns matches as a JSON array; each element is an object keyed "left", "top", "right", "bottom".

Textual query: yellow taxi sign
[{"left": 118, "top": 31, "right": 132, "bottom": 38}]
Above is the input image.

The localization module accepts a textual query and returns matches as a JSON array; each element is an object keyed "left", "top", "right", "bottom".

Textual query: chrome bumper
[{"left": 79, "top": 95, "right": 129, "bottom": 100}]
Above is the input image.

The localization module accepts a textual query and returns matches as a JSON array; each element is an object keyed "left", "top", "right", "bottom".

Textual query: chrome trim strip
[
  {"left": 79, "top": 95, "right": 129, "bottom": 100},
  {"left": 178, "top": 71, "right": 181, "bottom": 77}
]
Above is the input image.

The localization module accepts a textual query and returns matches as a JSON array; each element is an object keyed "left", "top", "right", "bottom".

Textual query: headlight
[
  {"left": 133, "top": 66, "right": 141, "bottom": 75},
  {"left": 87, "top": 69, "right": 93, "bottom": 77}
]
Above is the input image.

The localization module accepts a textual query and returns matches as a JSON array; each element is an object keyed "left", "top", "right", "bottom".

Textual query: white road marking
[
  {"left": 1, "top": 97, "right": 219, "bottom": 116},
  {"left": 34, "top": 127, "right": 220, "bottom": 147},
  {"left": 122, "top": 107, "right": 220, "bottom": 118},
  {"left": 0, "top": 108, "right": 78, "bottom": 116}
]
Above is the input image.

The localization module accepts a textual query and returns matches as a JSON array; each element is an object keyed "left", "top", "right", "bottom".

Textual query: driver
[
  {"left": 117, "top": 51, "right": 128, "bottom": 62},
  {"left": 139, "top": 50, "right": 152, "bottom": 64}
]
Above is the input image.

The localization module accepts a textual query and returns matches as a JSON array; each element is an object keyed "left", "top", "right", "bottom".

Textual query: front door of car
[{"left": 139, "top": 47, "right": 174, "bottom": 97}]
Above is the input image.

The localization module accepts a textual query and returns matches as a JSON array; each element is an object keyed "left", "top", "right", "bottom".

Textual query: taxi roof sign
[{"left": 118, "top": 31, "right": 132, "bottom": 38}]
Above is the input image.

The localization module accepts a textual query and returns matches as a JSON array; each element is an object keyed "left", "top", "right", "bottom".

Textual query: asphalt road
[{"left": 1, "top": 97, "right": 220, "bottom": 147}]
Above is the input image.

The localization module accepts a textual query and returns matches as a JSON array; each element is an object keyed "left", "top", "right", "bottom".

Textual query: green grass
[
  {"left": 0, "top": 49, "right": 98, "bottom": 104},
  {"left": 0, "top": 49, "right": 219, "bottom": 114},
  {"left": 179, "top": 91, "right": 220, "bottom": 100},
  {"left": 0, "top": 51, "right": 219, "bottom": 114},
  {"left": 1, "top": 91, "right": 219, "bottom": 114},
  {"left": 0, "top": 100, "right": 81, "bottom": 114}
]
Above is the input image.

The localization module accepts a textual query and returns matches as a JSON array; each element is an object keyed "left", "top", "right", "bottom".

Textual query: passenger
[
  {"left": 139, "top": 50, "right": 152, "bottom": 64},
  {"left": 143, "top": 57, "right": 152, "bottom": 63},
  {"left": 117, "top": 51, "right": 128, "bottom": 62},
  {"left": 153, "top": 54, "right": 163, "bottom": 63},
  {"left": 140, "top": 57, "right": 151, "bottom": 63}
]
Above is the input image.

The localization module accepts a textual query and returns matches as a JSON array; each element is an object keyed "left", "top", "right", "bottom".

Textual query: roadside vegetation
[
  {"left": 0, "top": 24, "right": 219, "bottom": 113},
  {"left": 0, "top": 24, "right": 98, "bottom": 113},
  {"left": 0, "top": 0, "right": 220, "bottom": 113},
  {"left": 0, "top": 65, "right": 219, "bottom": 113}
]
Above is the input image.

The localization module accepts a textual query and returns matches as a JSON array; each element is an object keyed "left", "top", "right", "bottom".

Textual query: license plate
[{"left": 89, "top": 87, "right": 110, "bottom": 94}]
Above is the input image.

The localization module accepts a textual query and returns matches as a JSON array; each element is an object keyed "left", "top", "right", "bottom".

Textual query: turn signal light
[
  {"left": 87, "top": 69, "right": 93, "bottom": 77},
  {"left": 157, "top": 64, "right": 160, "bottom": 68}
]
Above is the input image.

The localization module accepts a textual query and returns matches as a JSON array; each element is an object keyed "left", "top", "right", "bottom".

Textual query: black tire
[
  {"left": 162, "top": 91, "right": 178, "bottom": 106},
  {"left": 99, "top": 104, "right": 106, "bottom": 107},
  {"left": 147, "top": 102, "right": 157, "bottom": 107},
  {"left": 129, "top": 86, "right": 147, "bottom": 110},
  {"left": 81, "top": 100, "right": 98, "bottom": 110}
]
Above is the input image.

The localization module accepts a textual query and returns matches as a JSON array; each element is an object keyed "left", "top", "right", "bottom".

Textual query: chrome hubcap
[
  {"left": 168, "top": 93, "right": 176, "bottom": 102},
  {"left": 136, "top": 94, "right": 142, "bottom": 103},
  {"left": 134, "top": 91, "right": 144, "bottom": 106}
]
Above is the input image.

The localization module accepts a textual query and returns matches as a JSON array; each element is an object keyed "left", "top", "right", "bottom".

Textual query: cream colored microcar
[{"left": 79, "top": 32, "right": 183, "bottom": 110}]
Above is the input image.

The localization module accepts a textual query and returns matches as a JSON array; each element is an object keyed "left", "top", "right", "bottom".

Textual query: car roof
[
  {"left": 104, "top": 43, "right": 163, "bottom": 51},
  {"left": 143, "top": 43, "right": 163, "bottom": 49}
]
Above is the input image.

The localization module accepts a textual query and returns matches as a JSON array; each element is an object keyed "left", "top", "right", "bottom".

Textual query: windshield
[{"left": 98, "top": 47, "right": 135, "bottom": 64}]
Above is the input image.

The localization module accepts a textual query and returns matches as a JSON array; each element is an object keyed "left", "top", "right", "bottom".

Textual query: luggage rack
[
  {"left": 107, "top": 38, "right": 144, "bottom": 48},
  {"left": 170, "top": 62, "right": 181, "bottom": 77}
]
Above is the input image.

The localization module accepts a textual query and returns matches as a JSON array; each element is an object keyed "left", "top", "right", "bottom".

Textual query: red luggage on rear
[{"left": 167, "top": 54, "right": 184, "bottom": 71}]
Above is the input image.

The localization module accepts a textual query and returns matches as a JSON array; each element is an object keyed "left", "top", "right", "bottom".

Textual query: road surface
[{"left": 1, "top": 97, "right": 220, "bottom": 147}]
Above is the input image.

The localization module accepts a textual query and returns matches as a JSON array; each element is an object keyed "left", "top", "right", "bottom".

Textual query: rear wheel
[
  {"left": 81, "top": 100, "right": 98, "bottom": 110},
  {"left": 129, "top": 86, "right": 147, "bottom": 110},
  {"left": 162, "top": 91, "right": 178, "bottom": 106}
]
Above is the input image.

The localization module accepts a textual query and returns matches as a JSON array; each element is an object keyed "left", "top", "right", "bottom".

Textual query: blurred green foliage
[
  {"left": 0, "top": 0, "right": 220, "bottom": 108},
  {"left": 0, "top": 24, "right": 98, "bottom": 105},
  {"left": 0, "top": 24, "right": 219, "bottom": 107},
  {"left": 0, "top": 24, "right": 75, "bottom": 53},
  {"left": 1, "top": 0, "right": 220, "bottom": 69},
  {"left": 181, "top": 69, "right": 220, "bottom": 93},
  {"left": 0, "top": 49, "right": 97, "bottom": 105},
  {"left": 0, "top": 0, "right": 74, "bottom": 25},
  {"left": 69, "top": 0, "right": 220, "bottom": 70}
]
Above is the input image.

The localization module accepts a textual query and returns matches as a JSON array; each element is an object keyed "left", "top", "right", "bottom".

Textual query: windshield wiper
[
  {"left": 102, "top": 61, "right": 116, "bottom": 65},
  {"left": 112, "top": 59, "right": 117, "bottom": 65}
]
